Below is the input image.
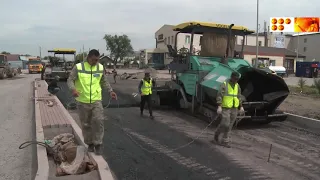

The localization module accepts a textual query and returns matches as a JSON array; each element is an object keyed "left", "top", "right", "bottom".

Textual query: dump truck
[
  {"left": 0, "top": 54, "right": 14, "bottom": 79},
  {"left": 45, "top": 48, "right": 76, "bottom": 81},
  {"left": 28, "top": 57, "right": 43, "bottom": 73},
  {"left": 152, "top": 22, "right": 289, "bottom": 124}
]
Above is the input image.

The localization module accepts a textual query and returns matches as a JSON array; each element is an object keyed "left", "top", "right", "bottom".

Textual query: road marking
[{"left": 123, "top": 128, "right": 231, "bottom": 179}]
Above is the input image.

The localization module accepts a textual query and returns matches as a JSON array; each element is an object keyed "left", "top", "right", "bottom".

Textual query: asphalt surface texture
[
  {"left": 56, "top": 77, "right": 261, "bottom": 180},
  {"left": 56, "top": 75, "right": 320, "bottom": 180},
  {"left": 0, "top": 74, "right": 39, "bottom": 180}
]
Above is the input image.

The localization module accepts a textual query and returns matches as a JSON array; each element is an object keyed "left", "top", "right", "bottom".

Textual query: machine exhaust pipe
[{"left": 222, "top": 24, "right": 234, "bottom": 65}]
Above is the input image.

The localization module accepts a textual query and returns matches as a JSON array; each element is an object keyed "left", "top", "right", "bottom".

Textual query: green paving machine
[{"left": 154, "top": 22, "right": 289, "bottom": 124}]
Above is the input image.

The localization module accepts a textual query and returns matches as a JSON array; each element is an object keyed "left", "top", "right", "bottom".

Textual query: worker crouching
[
  {"left": 138, "top": 72, "right": 155, "bottom": 119},
  {"left": 67, "top": 49, "right": 117, "bottom": 155},
  {"left": 214, "top": 72, "right": 244, "bottom": 148}
]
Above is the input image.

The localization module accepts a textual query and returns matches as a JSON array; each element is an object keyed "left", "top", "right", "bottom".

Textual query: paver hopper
[{"left": 154, "top": 22, "right": 289, "bottom": 124}]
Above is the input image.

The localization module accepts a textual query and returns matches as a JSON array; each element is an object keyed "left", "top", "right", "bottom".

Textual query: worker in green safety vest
[
  {"left": 138, "top": 72, "right": 156, "bottom": 119},
  {"left": 214, "top": 72, "right": 244, "bottom": 148},
  {"left": 67, "top": 49, "right": 117, "bottom": 155}
]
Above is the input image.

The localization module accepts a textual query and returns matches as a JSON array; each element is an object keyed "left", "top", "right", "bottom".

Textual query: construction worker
[
  {"left": 138, "top": 72, "right": 155, "bottom": 119},
  {"left": 67, "top": 49, "right": 117, "bottom": 155},
  {"left": 214, "top": 72, "right": 244, "bottom": 148},
  {"left": 47, "top": 76, "right": 61, "bottom": 95},
  {"left": 112, "top": 68, "right": 117, "bottom": 83}
]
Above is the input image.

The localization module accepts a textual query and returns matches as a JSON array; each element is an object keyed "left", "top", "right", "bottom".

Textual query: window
[
  {"left": 164, "top": 38, "right": 167, "bottom": 44},
  {"left": 168, "top": 37, "right": 170, "bottom": 45},
  {"left": 304, "top": 38, "right": 307, "bottom": 43},
  {"left": 171, "top": 36, "right": 174, "bottom": 44},
  {"left": 270, "top": 60, "right": 276, "bottom": 66},
  {"left": 258, "top": 41, "right": 262, "bottom": 46},
  {"left": 200, "top": 36, "right": 203, "bottom": 45},
  {"left": 158, "top": 34, "right": 163, "bottom": 40},
  {"left": 185, "top": 35, "right": 191, "bottom": 44},
  {"left": 304, "top": 47, "right": 307, "bottom": 52}
]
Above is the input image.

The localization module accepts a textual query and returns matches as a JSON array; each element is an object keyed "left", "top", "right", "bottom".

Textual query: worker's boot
[
  {"left": 94, "top": 145, "right": 102, "bottom": 155},
  {"left": 214, "top": 133, "right": 219, "bottom": 143},
  {"left": 220, "top": 141, "right": 231, "bottom": 148},
  {"left": 87, "top": 144, "right": 94, "bottom": 152},
  {"left": 140, "top": 111, "right": 143, "bottom": 117},
  {"left": 149, "top": 115, "right": 154, "bottom": 119}
]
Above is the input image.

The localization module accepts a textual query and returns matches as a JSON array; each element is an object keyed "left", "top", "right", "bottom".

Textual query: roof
[
  {"left": 99, "top": 55, "right": 113, "bottom": 61},
  {"left": 235, "top": 45, "right": 306, "bottom": 58},
  {"left": 292, "top": 32, "right": 320, "bottom": 36},
  {"left": 6, "top": 54, "right": 20, "bottom": 61},
  {"left": 155, "top": 24, "right": 174, "bottom": 34},
  {"left": 173, "top": 21, "right": 255, "bottom": 35},
  {"left": 48, "top": 48, "right": 76, "bottom": 54}
]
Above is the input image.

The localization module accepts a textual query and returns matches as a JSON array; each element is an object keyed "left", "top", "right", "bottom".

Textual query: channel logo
[{"left": 270, "top": 17, "right": 319, "bottom": 32}]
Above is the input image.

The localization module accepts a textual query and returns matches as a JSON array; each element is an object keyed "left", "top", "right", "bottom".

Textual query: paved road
[
  {"left": 55, "top": 76, "right": 272, "bottom": 180},
  {"left": 0, "top": 74, "right": 39, "bottom": 180}
]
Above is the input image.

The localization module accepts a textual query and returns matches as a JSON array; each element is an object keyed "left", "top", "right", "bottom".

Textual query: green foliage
[
  {"left": 297, "top": 77, "right": 306, "bottom": 92},
  {"left": 75, "top": 52, "right": 88, "bottom": 64},
  {"left": 313, "top": 78, "right": 320, "bottom": 94},
  {"left": 103, "top": 34, "right": 134, "bottom": 66},
  {"left": 1, "top": 51, "right": 10, "bottom": 54}
]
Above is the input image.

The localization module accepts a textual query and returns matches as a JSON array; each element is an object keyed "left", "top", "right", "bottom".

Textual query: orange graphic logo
[
  {"left": 271, "top": 25, "right": 277, "bottom": 31},
  {"left": 285, "top": 18, "right": 291, "bottom": 24},
  {"left": 294, "top": 17, "right": 319, "bottom": 32},
  {"left": 271, "top": 18, "right": 277, "bottom": 24},
  {"left": 278, "top": 18, "right": 284, "bottom": 24},
  {"left": 278, "top": 25, "right": 284, "bottom": 31}
]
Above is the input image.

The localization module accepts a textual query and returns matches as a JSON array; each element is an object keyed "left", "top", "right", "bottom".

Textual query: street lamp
[{"left": 255, "top": 0, "right": 259, "bottom": 68}]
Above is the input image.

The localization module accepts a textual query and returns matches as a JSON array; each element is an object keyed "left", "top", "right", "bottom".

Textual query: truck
[
  {"left": 28, "top": 57, "right": 43, "bottom": 74},
  {"left": 152, "top": 22, "right": 289, "bottom": 125},
  {"left": 0, "top": 54, "right": 15, "bottom": 79}
]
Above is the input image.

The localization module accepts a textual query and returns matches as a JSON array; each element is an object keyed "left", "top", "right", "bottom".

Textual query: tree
[
  {"left": 1, "top": 51, "right": 10, "bottom": 54},
  {"left": 103, "top": 34, "right": 134, "bottom": 67},
  {"left": 75, "top": 52, "right": 88, "bottom": 64}
]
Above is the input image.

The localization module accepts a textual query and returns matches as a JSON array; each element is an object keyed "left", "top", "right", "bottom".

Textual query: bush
[
  {"left": 297, "top": 77, "right": 306, "bottom": 93},
  {"left": 314, "top": 78, "right": 320, "bottom": 94}
]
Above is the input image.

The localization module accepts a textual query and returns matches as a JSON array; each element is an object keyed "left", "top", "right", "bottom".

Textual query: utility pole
[
  {"left": 82, "top": 45, "right": 85, "bottom": 62},
  {"left": 39, "top": 46, "right": 42, "bottom": 60},
  {"left": 255, "top": 0, "right": 259, "bottom": 68},
  {"left": 296, "top": 32, "right": 299, "bottom": 61}
]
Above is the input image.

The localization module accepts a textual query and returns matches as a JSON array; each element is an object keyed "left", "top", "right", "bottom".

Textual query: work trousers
[
  {"left": 77, "top": 100, "right": 105, "bottom": 145},
  {"left": 140, "top": 94, "right": 152, "bottom": 116},
  {"left": 215, "top": 108, "right": 238, "bottom": 143}
]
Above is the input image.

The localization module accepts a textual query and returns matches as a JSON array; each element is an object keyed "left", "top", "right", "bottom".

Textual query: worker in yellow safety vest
[
  {"left": 214, "top": 72, "right": 244, "bottom": 148},
  {"left": 138, "top": 72, "right": 156, "bottom": 119},
  {"left": 67, "top": 49, "right": 117, "bottom": 155}
]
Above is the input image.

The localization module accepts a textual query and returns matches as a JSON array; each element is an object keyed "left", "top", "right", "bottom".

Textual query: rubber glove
[
  {"left": 217, "top": 106, "right": 222, "bottom": 114},
  {"left": 239, "top": 107, "right": 244, "bottom": 113}
]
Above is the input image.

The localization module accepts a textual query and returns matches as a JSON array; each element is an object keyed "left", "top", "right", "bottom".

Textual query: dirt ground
[{"left": 278, "top": 94, "right": 320, "bottom": 119}]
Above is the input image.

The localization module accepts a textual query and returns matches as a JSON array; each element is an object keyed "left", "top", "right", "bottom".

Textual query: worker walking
[
  {"left": 138, "top": 72, "right": 155, "bottom": 119},
  {"left": 214, "top": 72, "right": 244, "bottom": 148},
  {"left": 67, "top": 49, "right": 117, "bottom": 155}
]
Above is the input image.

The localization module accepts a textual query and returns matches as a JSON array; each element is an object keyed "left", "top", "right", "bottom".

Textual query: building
[
  {"left": 235, "top": 45, "right": 305, "bottom": 74},
  {"left": 286, "top": 32, "right": 320, "bottom": 61}
]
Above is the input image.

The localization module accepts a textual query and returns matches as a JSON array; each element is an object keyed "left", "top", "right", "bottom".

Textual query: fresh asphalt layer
[{"left": 56, "top": 76, "right": 263, "bottom": 180}]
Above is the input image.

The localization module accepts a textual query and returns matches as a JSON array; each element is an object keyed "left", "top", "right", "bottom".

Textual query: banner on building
[
  {"left": 270, "top": 17, "right": 319, "bottom": 32},
  {"left": 273, "top": 35, "right": 285, "bottom": 48}
]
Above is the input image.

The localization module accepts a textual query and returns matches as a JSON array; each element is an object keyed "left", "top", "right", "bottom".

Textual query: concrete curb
[
  {"left": 285, "top": 112, "right": 320, "bottom": 131},
  {"left": 34, "top": 80, "right": 115, "bottom": 180},
  {"left": 34, "top": 81, "right": 49, "bottom": 180}
]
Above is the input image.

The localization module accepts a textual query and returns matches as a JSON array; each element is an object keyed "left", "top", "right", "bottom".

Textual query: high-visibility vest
[
  {"left": 221, "top": 81, "right": 240, "bottom": 108},
  {"left": 141, "top": 78, "right": 152, "bottom": 95},
  {"left": 74, "top": 62, "right": 104, "bottom": 103}
]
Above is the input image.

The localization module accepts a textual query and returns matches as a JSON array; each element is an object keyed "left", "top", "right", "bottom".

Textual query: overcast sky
[{"left": 0, "top": 0, "right": 317, "bottom": 56}]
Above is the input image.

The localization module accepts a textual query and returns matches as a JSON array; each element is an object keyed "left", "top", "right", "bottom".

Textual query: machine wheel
[{"left": 0, "top": 69, "right": 5, "bottom": 79}]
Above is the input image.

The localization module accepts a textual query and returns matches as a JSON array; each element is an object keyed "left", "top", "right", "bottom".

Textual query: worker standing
[
  {"left": 138, "top": 72, "right": 155, "bottom": 119},
  {"left": 67, "top": 49, "right": 117, "bottom": 155},
  {"left": 214, "top": 72, "right": 244, "bottom": 148},
  {"left": 112, "top": 68, "right": 117, "bottom": 83}
]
